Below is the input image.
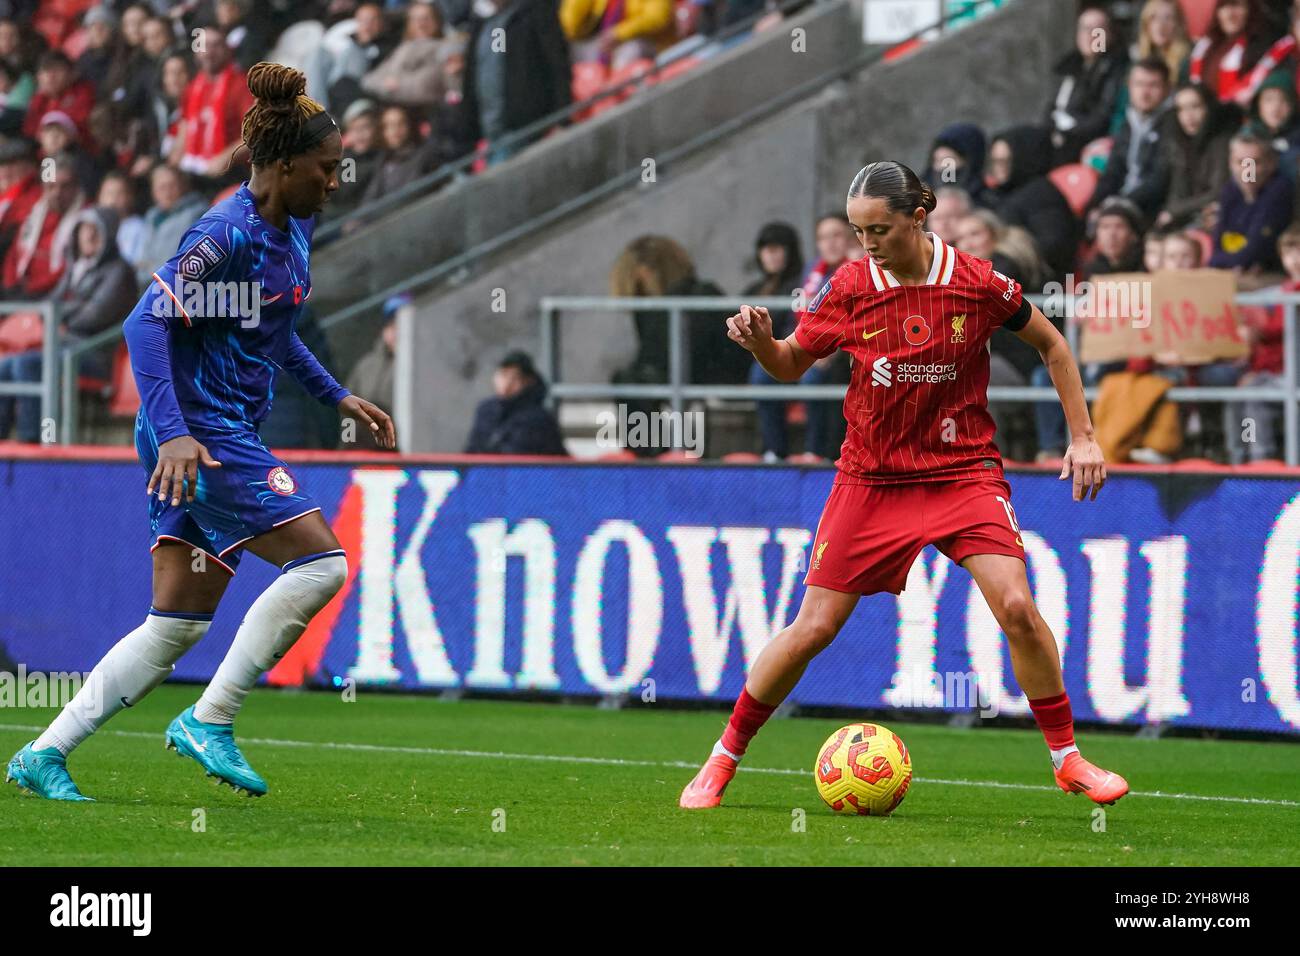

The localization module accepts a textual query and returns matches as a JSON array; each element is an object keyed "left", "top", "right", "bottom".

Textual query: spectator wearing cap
[
  {"left": 922, "top": 123, "right": 988, "bottom": 206},
  {"left": 326, "top": 2, "right": 397, "bottom": 115},
  {"left": 0, "top": 136, "right": 39, "bottom": 264},
  {"left": 325, "top": 98, "right": 383, "bottom": 221},
  {"left": 1155, "top": 81, "right": 1236, "bottom": 229},
  {"left": 21, "top": 51, "right": 95, "bottom": 144},
  {"left": 1, "top": 151, "right": 86, "bottom": 300},
  {"left": 133, "top": 163, "right": 205, "bottom": 285},
  {"left": 462, "top": 0, "right": 572, "bottom": 166},
  {"left": 361, "top": 1, "right": 456, "bottom": 112},
  {"left": 36, "top": 109, "right": 100, "bottom": 197},
  {"left": 1208, "top": 129, "right": 1293, "bottom": 277},
  {"left": 1044, "top": 5, "right": 1128, "bottom": 164},
  {"left": 173, "top": 24, "right": 253, "bottom": 180},
  {"left": 1087, "top": 56, "right": 1173, "bottom": 221},
  {"left": 344, "top": 292, "right": 407, "bottom": 418},
  {"left": 562, "top": 0, "right": 676, "bottom": 72},
  {"left": 464, "top": 350, "right": 568, "bottom": 456},
  {"left": 0, "top": 55, "right": 33, "bottom": 136}
]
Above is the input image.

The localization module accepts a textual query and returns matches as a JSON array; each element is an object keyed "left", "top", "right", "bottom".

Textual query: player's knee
[
  {"left": 995, "top": 590, "right": 1038, "bottom": 641},
  {"left": 790, "top": 613, "right": 841, "bottom": 661}
]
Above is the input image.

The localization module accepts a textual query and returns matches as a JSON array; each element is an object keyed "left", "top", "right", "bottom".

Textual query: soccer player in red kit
[{"left": 680, "top": 161, "right": 1128, "bottom": 810}]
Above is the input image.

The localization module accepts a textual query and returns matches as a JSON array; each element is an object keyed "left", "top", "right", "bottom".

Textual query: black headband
[{"left": 296, "top": 110, "right": 338, "bottom": 153}]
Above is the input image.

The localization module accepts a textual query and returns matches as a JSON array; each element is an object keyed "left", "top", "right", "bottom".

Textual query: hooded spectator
[
  {"left": 923, "top": 122, "right": 987, "bottom": 204},
  {"left": 1088, "top": 56, "right": 1173, "bottom": 219},
  {"left": 1209, "top": 130, "right": 1294, "bottom": 275},
  {"left": 1, "top": 151, "right": 85, "bottom": 299},
  {"left": 49, "top": 206, "right": 139, "bottom": 374},
  {"left": 1156, "top": 81, "right": 1236, "bottom": 228},
  {"left": 1045, "top": 4, "right": 1128, "bottom": 163},
  {"left": 134, "top": 163, "right": 205, "bottom": 284},
  {"left": 464, "top": 350, "right": 568, "bottom": 456},
  {"left": 987, "top": 125, "right": 1080, "bottom": 281},
  {"left": 21, "top": 51, "right": 94, "bottom": 143},
  {"left": 1186, "top": 0, "right": 1280, "bottom": 107}
]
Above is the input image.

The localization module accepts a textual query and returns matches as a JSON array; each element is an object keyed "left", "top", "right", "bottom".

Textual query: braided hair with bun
[{"left": 239, "top": 62, "right": 337, "bottom": 168}]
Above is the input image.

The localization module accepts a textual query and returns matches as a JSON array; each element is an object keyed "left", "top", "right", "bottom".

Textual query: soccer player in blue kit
[{"left": 7, "top": 63, "right": 395, "bottom": 800}]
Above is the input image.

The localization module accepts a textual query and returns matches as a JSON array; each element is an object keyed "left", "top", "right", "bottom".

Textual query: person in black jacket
[
  {"left": 923, "top": 122, "right": 989, "bottom": 206},
  {"left": 465, "top": 351, "right": 568, "bottom": 456},
  {"left": 987, "top": 125, "right": 1081, "bottom": 282},
  {"left": 461, "top": 0, "right": 571, "bottom": 166},
  {"left": 1087, "top": 56, "right": 1173, "bottom": 221},
  {"left": 1045, "top": 4, "right": 1128, "bottom": 164}
]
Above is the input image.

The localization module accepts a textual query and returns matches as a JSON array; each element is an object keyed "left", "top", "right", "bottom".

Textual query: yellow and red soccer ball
[{"left": 814, "top": 722, "right": 912, "bottom": 816}]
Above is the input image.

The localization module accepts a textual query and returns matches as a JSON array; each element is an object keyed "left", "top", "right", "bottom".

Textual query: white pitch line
[{"left": 1, "top": 722, "right": 1296, "bottom": 808}]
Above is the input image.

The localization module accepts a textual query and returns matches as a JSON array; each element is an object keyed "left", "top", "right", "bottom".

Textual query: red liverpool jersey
[{"left": 794, "top": 232, "right": 1027, "bottom": 484}]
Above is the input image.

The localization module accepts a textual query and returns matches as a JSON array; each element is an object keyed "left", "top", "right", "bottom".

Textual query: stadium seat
[
  {"left": 656, "top": 449, "right": 699, "bottom": 461},
  {"left": 571, "top": 61, "right": 609, "bottom": 119},
  {"left": 1048, "top": 164, "right": 1098, "bottom": 219},
  {"left": 883, "top": 37, "right": 924, "bottom": 62},
  {"left": 1179, "top": 0, "right": 1216, "bottom": 39},
  {"left": 721, "top": 451, "right": 762, "bottom": 462},
  {"left": 1081, "top": 136, "right": 1113, "bottom": 172},
  {"left": 107, "top": 342, "right": 140, "bottom": 418},
  {"left": 1186, "top": 228, "right": 1214, "bottom": 266},
  {"left": 597, "top": 449, "right": 638, "bottom": 461}
]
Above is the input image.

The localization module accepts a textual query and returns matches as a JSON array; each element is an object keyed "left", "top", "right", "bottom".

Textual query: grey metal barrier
[
  {"left": 538, "top": 292, "right": 1300, "bottom": 465},
  {"left": 0, "top": 301, "right": 60, "bottom": 441}
]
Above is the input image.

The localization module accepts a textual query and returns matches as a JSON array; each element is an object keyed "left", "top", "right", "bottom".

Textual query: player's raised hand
[
  {"left": 340, "top": 394, "right": 397, "bottom": 450},
  {"left": 1060, "top": 435, "right": 1106, "bottom": 501},
  {"left": 149, "top": 435, "right": 222, "bottom": 507},
  {"left": 726, "top": 305, "right": 774, "bottom": 352}
]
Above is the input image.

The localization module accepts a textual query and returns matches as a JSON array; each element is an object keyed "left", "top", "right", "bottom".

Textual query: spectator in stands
[
  {"left": 326, "top": 98, "right": 382, "bottom": 221},
  {"left": 97, "top": 171, "right": 145, "bottom": 269},
  {"left": 0, "top": 18, "right": 45, "bottom": 79},
  {"left": 361, "top": 104, "right": 444, "bottom": 206},
  {"left": 172, "top": 25, "right": 252, "bottom": 181},
  {"left": 742, "top": 221, "right": 808, "bottom": 460},
  {"left": 102, "top": 7, "right": 162, "bottom": 135},
  {"left": 133, "top": 163, "right": 204, "bottom": 283},
  {"left": 1208, "top": 130, "right": 1293, "bottom": 278},
  {"left": 1187, "top": 0, "right": 1280, "bottom": 107},
  {"left": 1238, "top": 0, "right": 1300, "bottom": 105},
  {"left": 1, "top": 151, "right": 85, "bottom": 300},
  {"left": 955, "top": 208, "right": 1049, "bottom": 291},
  {"left": 0, "top": 136, "right": 39, "bottom": 265},
  {"left": 1045, "top": 4, "right": 1127, "bottom": 164},
  {"left": 345, "top": 291, "right": 406, "bottom": 418},
  {"left": 1246, "top": 69, "right": 1300, "bottom": 174},
  {"left": 140, "top": 14, "right": 176, "bottom": 61},
  {"left": 462, "top": 0, "right": 571, "bottom": 166},
  {"left": 0, "top": 51, "right": 31, "bottom": 136},
  {"left": 36, "top": 109, "right": 100, "bottom": 199},
  {"left": 361, "top": 1, "right": 454, "bottom": 111},
  {"left": 986, "top": 125, "right": 1079, "bottom": 282},
  {"left": 21, "top": 51, "right": 94, "bottom": 144},
  {"left": 216, "top": 0, "right": 275, "bottom": 71},
  {"left": 1155, "top": 81, "right": 1235, "bottom": 229},
  {"left": 922, "top": 122, "right": 988, "bottom": 205},
  {"left": 1161, "top": 228, "right": 1205, "bottom": 268},
  {"left": 77, "top": 7, "right": 130, "bottom": 103},
  {"left": 927, "top": 186, "right": 972, "bottom": 245},
  {"left": 149, "top": 52, "right": 191, "bottom": 178},
  {"left": 1087, "top": 56, "right": 1173, "bottom": 221},
  {"left": 1133, "top": 0, "right": 1191, "bottom": 81},
  {"left": 562, "top": 0, "right": 676, "bottom": 72},
  {"left": 464, "top": 350, "right": 568, "bottom": 456},
  {"left": 326, "top": 2, "right": 397, "bottom": 115},
  {"left": 1086, "top": 196, "right": 1146, "bottom": 275},
  {"left": 1144, "top": 226, "right": 1170, "bottom": 270}
]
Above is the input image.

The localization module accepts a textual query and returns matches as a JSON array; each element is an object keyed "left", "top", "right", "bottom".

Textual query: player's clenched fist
[{"left": 726, "top": 305, "right": 774, "bottom": 352}]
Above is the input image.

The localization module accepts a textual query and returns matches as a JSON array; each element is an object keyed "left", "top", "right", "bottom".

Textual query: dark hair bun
[{"left": 246, "top": 62, "right": 306, "bottom": 114}]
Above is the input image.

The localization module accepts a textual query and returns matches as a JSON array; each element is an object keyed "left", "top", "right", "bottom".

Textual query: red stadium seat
[
  {"left": 1179, "top": 0, "right": 1216, "bottom": 39},
  {"left": 721, "top": 452, "right": 762, "bottom": 462},
  {"left": 1048, "top": 163, "right": 1099, "bottom": 219},
  {"left": 107, "top": 342, "right": 140, "bottom": 418},
  {"left": 571, "top": 61, "right": 608, "bottom": 113},
  {"left": 656, "top": 449, "right": 699, "bottom": 461},
  {"left": 596, "top": 449, "right": 638, "bottom": 461},
  {"left": 883, "top": 37, "right": 924, "bottom": 62}
]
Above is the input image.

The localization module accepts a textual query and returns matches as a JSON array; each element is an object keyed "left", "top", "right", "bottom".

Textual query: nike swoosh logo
[
  {"left": 181, "top": 723, "right": 207, "bottom": 754},
  {"left": 862, "top": 328, "right": 886, "bottom": 341}
]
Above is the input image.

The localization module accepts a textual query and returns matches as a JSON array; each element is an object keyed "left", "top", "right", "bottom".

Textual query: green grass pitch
[{"left": 2, "top": 684, "right": 1297, "bottom": 866}]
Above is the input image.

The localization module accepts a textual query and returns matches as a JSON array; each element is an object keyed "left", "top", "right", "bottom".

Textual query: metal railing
[
  {"left": 539, "top": 292, "right": 1300, "bottom": 465},
  {"left": 0, "top": 301, "right": 60, "bottom": 440}
]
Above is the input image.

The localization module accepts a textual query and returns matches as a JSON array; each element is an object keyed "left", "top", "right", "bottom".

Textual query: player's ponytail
[
  {"left": 239, "top": 62, "right": 336, "bottom": 168},
  {"left": 848, "top": 161, "right": 936, "bottom": 217}
]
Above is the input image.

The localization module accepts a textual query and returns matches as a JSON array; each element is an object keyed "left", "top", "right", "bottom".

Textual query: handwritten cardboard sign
[{"left": 1077, "top": 270, "right": 1249, "bottom": 365}]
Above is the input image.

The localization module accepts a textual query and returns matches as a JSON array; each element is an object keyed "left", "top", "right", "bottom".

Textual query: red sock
[
  {"left": 1028, "top": 692, "right": 1076, "bottom": 751},
  {"left": 719, "top": 688, "right": 778, "bottom": 758}
]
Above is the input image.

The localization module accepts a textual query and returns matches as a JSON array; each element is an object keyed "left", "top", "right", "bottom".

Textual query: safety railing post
[
  {"left": 1285, "top": 299, "right": 1298, "bottom": 466},
  {"left": 40, "top": 301, "right": 59, "bottom": 444},
  {"left": 669, "top": 307, "right": 685, "bottom": 416}
]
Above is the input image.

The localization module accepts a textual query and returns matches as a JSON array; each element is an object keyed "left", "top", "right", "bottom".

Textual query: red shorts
[{"left": 804, "top": 477, "right": 1025, "bottom": 596}]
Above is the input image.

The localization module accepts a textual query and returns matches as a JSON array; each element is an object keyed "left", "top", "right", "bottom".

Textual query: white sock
[
  {"left": 33, "top": 610, "right": 212, "bottom": 755},
  {"left": 1050, "top": 744, "right": 1080, "bottom": 770},
  {"left": 193, "top": 551, "right": 346, "bottom": 724},
  {"left": 711, "top": 739, "right": 742, "bottom": 762}
]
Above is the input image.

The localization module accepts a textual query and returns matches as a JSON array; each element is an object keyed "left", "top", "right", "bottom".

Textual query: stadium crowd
[{"left": 1, "top": 0, "right": 1299, "bottom": 467}]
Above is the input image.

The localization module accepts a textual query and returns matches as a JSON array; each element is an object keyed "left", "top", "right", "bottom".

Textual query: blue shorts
[{"left": 135, "top": 412, "right": 322, "bottom": 574}]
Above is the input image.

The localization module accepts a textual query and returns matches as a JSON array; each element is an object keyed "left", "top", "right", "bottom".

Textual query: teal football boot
[
  {"left": 6, "top": 742, "right": 94, "bottom": 801},
  {"left": 164, "top": 706, "right": 268, "bottom": 797}
]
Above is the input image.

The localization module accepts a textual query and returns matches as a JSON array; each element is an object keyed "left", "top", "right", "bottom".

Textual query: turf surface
[{"left": 2, "top": 685, "right": 1296, "bottom": 865}]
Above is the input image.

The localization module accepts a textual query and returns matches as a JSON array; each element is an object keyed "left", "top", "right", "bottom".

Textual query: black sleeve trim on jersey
[{"left": 1002, "top": 297, "right": 1032, "bottom": 332}]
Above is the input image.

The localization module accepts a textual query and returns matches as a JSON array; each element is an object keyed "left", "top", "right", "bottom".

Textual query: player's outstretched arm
[
  {"left": 1013, "top": 304, "right": 1106, "bottom": 502},
  {"left": 725, "top": 305, "right": 817, "bottom": 383}
]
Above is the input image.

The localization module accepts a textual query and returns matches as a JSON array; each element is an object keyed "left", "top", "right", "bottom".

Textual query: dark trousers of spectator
[
  {"left": 0, "top": 348, "right": 43, "bottom": 442},
  {"left": 749, "top": 359, "right": 835, "bottom": 459},
  {"left": 1031, "top": 360, "right": 1126, "bottom": 455}
]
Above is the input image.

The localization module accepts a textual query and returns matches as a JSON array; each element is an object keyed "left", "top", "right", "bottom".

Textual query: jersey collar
[{"left": 868, "top": 232, "right": 956, "bottom": 290}]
